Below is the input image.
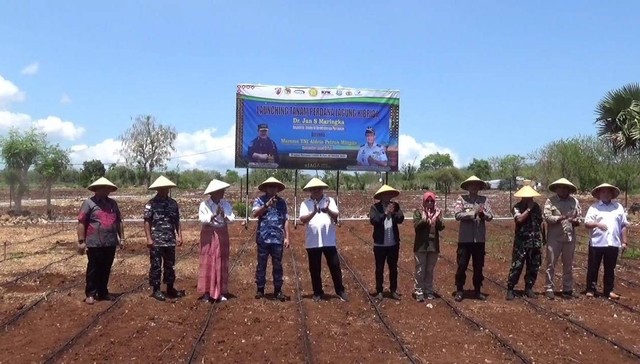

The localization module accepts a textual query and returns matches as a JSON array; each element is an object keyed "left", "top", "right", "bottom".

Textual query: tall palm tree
[{"left": 595, "top": 83, "right": 640, "bottom": 153}]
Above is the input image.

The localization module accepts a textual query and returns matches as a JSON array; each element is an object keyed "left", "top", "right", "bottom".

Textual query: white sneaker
[{"left": 219, "top": 296, "right": 228, "bottom": 301}]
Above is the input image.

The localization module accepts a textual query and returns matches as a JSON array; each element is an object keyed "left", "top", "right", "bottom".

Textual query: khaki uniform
[{"left": 543, "top": 195, "right": 582, "bottom": 292}]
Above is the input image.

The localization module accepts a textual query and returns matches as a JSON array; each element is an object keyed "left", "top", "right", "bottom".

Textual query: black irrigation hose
[
  {"left": 289, "top": 244, "right": 314, "bottom": 364},
  {"left": 344, "top": 225, "right": 530, "bottom": 364},
  {"left": 2, "top": 226, "right": 71, "bottom": 248},
  {"left": 1, "top": 246, "right": 149, "bottom": 331},
  {"left": 337, "top": 251, "right": 421, "bottom": 364},
  {"left": 0, "top": 253, "right": 78, "bottom": 287},
  {"left": 186, "top": 232, "right": 255, "bottom": 364},
  {"left": 437, "top": 254, "right": 640, "bottom": 361},
  {"left": 40, "top": 244, "right": 199, "bottom": 364}
]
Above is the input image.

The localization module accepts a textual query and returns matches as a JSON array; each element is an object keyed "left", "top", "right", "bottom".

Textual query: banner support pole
[
  {"left": 336, "top": 170, "right": 341, "bottom": 227},
  {"left": 385, "top": 172, "right": 389, "bottom": 185},
  {"left": 245, "top": 168, "right": 249, "bottom": 229},
  {"left": 294, "top": 169, "right": 298, "bottom": 229}
]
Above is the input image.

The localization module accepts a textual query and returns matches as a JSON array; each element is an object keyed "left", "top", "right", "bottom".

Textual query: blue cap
[
  {"left": 365, "top": 127, "right": 375, "bottom": 135},
  {"left": 258, "top": 123, "right": 269, "bottom": 130}
]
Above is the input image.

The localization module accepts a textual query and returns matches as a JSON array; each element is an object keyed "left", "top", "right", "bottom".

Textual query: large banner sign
[{"left": 235, "top": 84, "right": 399, "bottom": 171}]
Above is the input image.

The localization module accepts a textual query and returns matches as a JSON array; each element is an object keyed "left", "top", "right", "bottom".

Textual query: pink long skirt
[{"left": 197, "top": 225, "right": 230, "bottom": 298}]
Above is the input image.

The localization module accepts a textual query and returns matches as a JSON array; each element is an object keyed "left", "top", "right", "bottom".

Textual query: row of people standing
[
  {"left": 76, "top": 174, "right": 628, "bottom": 305},
  {"left": 370, "top": 176, "right": 629, "bottom": 303}
]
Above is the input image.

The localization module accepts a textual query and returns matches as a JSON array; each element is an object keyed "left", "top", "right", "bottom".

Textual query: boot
[
  {"left": 505, "top": 290, "right": 515, "bottom": 301},
  {"left": 151, "top": 289, "right": 166, "bottom": 301},
  {"left": 525, "top": 288, "right": 536, "bottom": 299},
  {"left": 166, "top": 284, "right": 185, "bottom": 298},
  {"left": 454, "top": 291, "right": 464, "bottom": 302}
]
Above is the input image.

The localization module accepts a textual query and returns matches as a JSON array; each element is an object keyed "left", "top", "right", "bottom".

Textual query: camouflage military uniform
[
  {"left": 144, "top": 196, "right": 180, "bottom": 288},
  {"left": 507, "top": 201, "right": 543, "bottom": 290}
]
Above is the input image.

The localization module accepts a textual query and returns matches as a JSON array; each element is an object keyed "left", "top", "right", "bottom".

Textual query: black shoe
[
  {"left": 166, "top": 287, "right": 185, "bottom": 298},
  {"left": 200, "top": 293, "right": 213, "bottom": 303},
  {"left": 475, "top": 291, "right": 487, "bottom": 301},
  {"left": 274, "top": 291, "right": 288, "bottom": 302},
  {"left": 390, "top": 291, "right": 401, "bottom": 300},
  {"left": 151, "top": 290, "right": 166, "bottom": 301},
  {"left": 312, "top": 295, "right": 322, "bottom": 302},
  {"left": 374, "top": 292, "right": 383, "bottom": 301},
  {"left": 97, "top": 293, "right": 115, "bottom": 301},
  {"left": 562, "top": 290, "right": 579, "bottom": 299},
  {"left": 337, "top": 291, "right": 348, "bottom": 302},
  {"left": 545, "top": 290, "right": 555, "bottom": 300},
  {"left": 525, "top": 289, "right": 537, "bottom": 299},
  {"left": 506, "top": 290, "right": 515, "bottom": 301},
  {"left": 454, "top": 291, "right": 464, "bottom": 302},
  {"left": 255, "top": 289, "right": 265, "bottom": 299},
  {"left": 426, "top": 292, "right": 436, "bottom": 300}
]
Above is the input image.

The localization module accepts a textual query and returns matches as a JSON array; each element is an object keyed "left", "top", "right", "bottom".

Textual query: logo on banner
[
  {"left": 285, "top": 87, "right": 292, "bottom": 95},
  {"left": 275, "top": 87, "right": 282, "bottom": 95},
  {"left": 321, "top": 90, "right": 331, "bottom": 95},
  {"left": 346, "top": 90, "right": 352, "bottom": 96},
  {"left": 294, "top": 89, "right": 305, "bottom": 94},
  {"left": 309, "top": 88, "right": 318, "bottom": 97},
  {"left": 336, "top": 90, "right": 343, "bottom": 96}
]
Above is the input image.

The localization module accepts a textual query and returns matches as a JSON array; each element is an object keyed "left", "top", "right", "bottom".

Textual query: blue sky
[{"left": 0, "top": 0, "right": 638, "bottom": 171}]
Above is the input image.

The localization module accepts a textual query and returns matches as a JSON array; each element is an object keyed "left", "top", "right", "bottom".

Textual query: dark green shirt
[{"left": 413, "top": 209, "right": 445, "bottom": 253}]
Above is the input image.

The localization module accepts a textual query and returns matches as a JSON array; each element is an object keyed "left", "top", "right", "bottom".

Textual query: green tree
[
  {"left": 595, "top": 83, "right": 640, "bottom": 153},
  {"left": 432, "top": 167, "right": 465, "bottom": 195},
  {"left": 106, "top": 164, "right": 137, "bottom": 187},
  {"left": 81, "top": 159, "right": 106, "bottom": 187},
  {"left": 35, "top": 144, "right": 70, "bottom": 218},
  {"left": 418, "top": 153, "right": 454, "bottom": 172},
  {"left": 120, "top": 114, "right": 177, "bottom": 186},
  {"left": 224, "top": 169, "right": 241, "bottom": 185},
  {"left": 466, "top": 158, "right": 491, "bottom": 180},
  {"left": 0, "top": 128, "right": 47, "bottom": 212}
]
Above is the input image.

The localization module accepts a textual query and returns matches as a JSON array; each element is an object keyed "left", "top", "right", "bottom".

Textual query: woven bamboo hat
[
  {"left": 204, "top": 179, "right": 230, "bottom": 195},
  {"left": 148, "top": 175, "right": 177, "bottom": 190},
  {"left": 258, "top": 177, "right": 285, "bottom": 192},
  {"left": 87, "top": 177, "right": 118, "bottom": 192},
  {"left": 591, "top": 183, "right": 620, "bottom": 199},
  {"left": 302, "top": 177, "right": 329, "bottom": 191},
  {"left": 373, "top": 184, "right": 400, "bottom": 199},
  {"left": 513, "top": 185, "right": 540, "bottom": 198},
  {"left": 460, "top": 175, "right": 487, "bottom": 191},
  {"left": 548, "top": 178, "right": 577, "bottom": 194}
]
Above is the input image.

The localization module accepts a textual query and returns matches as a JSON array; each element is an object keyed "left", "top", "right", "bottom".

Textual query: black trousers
[
  {"left": 307, "top": 247, "right": 345, "bottom": 296},
  {"left": 455, "top": 243, "right": 485, "bottom": 291},
  {"left": 85, "top": 246, "right": 117, "bottom": 298},
  {"left": 373, "top": 244, "right": 399, "bottom": 293},
  {"left": 586, "top": 246, "right": 619, "bottom": 295},
  {"left": 149, "top": 246, "right": 176, "bottom": 288}
]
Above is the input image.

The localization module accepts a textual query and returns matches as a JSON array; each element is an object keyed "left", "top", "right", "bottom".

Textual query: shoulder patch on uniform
[
  {"left": 360, "top": 144, "right": 365, "bottom": 147},
  {"left": 144, "top": 204, "right": 151, "bottom": 210}
]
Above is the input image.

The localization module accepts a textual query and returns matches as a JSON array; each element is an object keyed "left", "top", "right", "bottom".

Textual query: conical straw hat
[
  {"left": 204, "top": 179, "right": 231, "bottom": 195},
  {"left": 302, "top": 177, "right": 329, "bottom": 191},
  {"left": 373, "top": 184, "right": 400, "bottom": 199},
  {"left": 591, "top": 183, "right": 620, "bottom": 199},
  {"left": 548, "top": 178, "right": 577, "bottom": 193},
  {"left": 460, "top": 175, "right": 487, "bottom": 191},
  {"left": 513, "top": 185, "right": 540, "bottom": 198},
  {"left": 258, "top": 177, "right": 286, "bottom": 192},
  {"left": 87, "top": 177, "right": 118, "bottom": 192},
  {"left": 148, "top": 175, "right": 177, "bottom": 190}
]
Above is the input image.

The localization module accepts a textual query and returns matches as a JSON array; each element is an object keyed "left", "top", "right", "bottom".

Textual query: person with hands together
[
  {"left": 584, "top": 183, "right": 629, "bottom": 300},
  {"left": 369, "top": 184, "right": 404, "bottom": 301},
  {"left": 542, "top": 178, "right": 582, "bottom": 300},
  {"left": 299, "top": 178, "right": 348, "bottom": 302},
  {"left": 77, "top": 177, "right": 123, "bottom": 305},
  {"left": 453, "top": 176, "right": 494, "bottom": 302},
  {"left": 506, "top": 185, "right": 544, "bottom": 301},
  {"left": 143, "top": 176, "right": 185, "bottom": 302},
  {"left": 197, "top": 179, "right": 235, "bottom": 303},
  {"left": 252, "top": 177, "right": 290, "bottom": 302},
  {"left": 413, "top": 191, "right": 444, "bottom": 302}
]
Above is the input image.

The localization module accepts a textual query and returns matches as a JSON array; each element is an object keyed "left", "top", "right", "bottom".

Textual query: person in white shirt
[
  {"left": 584, "top": 183, "right": 628, "bottom": 300},
  {"left": 299, "top": 177, "right": 348, "bottom": 302},
  {"left": 197, "top": 179, "right": 235, "bottom": 303}
]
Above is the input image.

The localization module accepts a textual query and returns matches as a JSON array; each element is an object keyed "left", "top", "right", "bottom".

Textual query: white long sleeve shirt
[
  {"left": 199, "top": 198, "right": 235, "bottom": 228},
  {"left": 585, "top": 201, "right": 628, "bottom": 248}
]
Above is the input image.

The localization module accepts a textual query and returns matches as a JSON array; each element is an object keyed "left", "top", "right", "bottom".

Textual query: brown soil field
[{"left": 1, "top": 190, "right": 640, "bottom": 363}]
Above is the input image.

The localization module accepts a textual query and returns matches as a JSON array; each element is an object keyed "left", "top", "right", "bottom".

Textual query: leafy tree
[
  {"left": 595, "top": 83, "right": 640, "bottom": 153},
  {"left": 81, "top": 159, "right": 106, "bottom": 187},
  {"left": 466, "top": 158, "right": 491, "bottom": 180},
  {"left": 35, "top": 144, "right": 70, "bottom": 218},
  {"left": 106, "top": 164, "right": 137, "bottom": 187},
  {"left": 224, "top": 169, "right": 241, "bottom": 185},
  {"left": 0, "top": 128, "right": 47, "bottom": 212},
  {"left": 179, "top": 169, "right": 219, "bottom": 190},
  {"left": 119, "top": 114, "right": 177, "bottom": 186},
  {"left": 418, "top": 153, "right": 454, "bottom": 172},
  {"left": 432, "top": 167, "right": 465, "bottom": 195}
]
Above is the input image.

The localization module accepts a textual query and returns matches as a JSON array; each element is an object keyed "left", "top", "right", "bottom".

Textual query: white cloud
[
  {"left": 398, "top": 134, "right": 461, "bottom": 167},
  {"left": 60, "top": 93, "right": 72, "bottom": 104},
  {"left": 33, "top": 116, "right": 85, "bottom": 140},
  {"left": 21, "top": 62, "right": 39, "bottom": 76},
  {"left": 0, "top": 75, "right": 26, "bottom": 106},
  {"left": 69, "top": 138, "right": 124, "bottom": 166},
  {"left": 0, "top": 110, "right": 31, "bottom": 128},
  {"left": 67, "top": 125, "right": 237, "bottom": 171}
]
